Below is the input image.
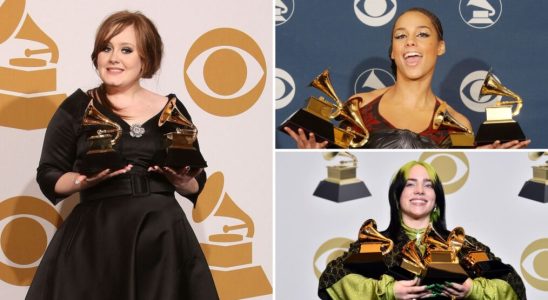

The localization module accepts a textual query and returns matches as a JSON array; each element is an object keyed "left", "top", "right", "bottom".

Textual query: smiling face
[
  {"left": 399, "top": 164, "right": 437, "bottom": 223},
  {"left": 96, "top": 25, "right": 143, "bottom": 91},
  {"left": 390, "top": 10, "right": 445, "bottom": 81}
]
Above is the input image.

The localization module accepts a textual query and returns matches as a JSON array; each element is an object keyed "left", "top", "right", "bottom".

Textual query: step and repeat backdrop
[
  {"left": 0, "top": 0, "right": 272, "bottom": 299},
  {"left": 275, "top": 0, "right": 548, "bottom": 148},
  {"left": 276, "top": 151, "right": 548, "bottom": 299}
]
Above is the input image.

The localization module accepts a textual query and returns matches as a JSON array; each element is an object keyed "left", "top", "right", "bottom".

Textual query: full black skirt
[{"left": 26, "top": 193, "right": 218, "bottom": 300}]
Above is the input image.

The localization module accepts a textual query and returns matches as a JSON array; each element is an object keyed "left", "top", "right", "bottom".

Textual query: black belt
[{"left": 80, "top": 172, "right": 175, "bottom": 202}]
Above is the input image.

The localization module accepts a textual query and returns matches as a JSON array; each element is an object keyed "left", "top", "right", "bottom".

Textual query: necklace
[{"left": 129, "top": 124, "right": 145, "bottom": 138}]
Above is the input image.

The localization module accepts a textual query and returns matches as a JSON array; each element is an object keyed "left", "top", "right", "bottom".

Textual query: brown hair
[
  {"left": 389, "top": 7, "right": 444, "bottom": 76},
  {"left": 91, "top": 11, "right": 163, "bottom": 79}
]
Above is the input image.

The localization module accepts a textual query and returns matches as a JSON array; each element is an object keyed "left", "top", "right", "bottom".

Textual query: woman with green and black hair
[{"left": 318, "top": 161, "right": 526, "bottom": 300}]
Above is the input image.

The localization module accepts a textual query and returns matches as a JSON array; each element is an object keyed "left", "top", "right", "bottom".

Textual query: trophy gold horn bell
[
  {"left": 432, "top": 101, "right": 472, "bottom": 133},
  {"left": 82, "top": 100, "right": 122, "bottom": 149},
  {"left": 310, "top": 70, "right": 370, "bottom": 147},
  {"left": 480, "top": 71, "right": 523, "bottom": 117},
  {"left": 358, "top": 219, "right": 394, "bottom": 255}
]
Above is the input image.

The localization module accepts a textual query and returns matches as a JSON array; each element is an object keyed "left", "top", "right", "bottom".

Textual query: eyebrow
[
  {"left": 106, "top": 41, "right": 136, "bottom": 47},
  {"left": 406, "top": 178, "right": 433, "bottom": 183},
  {"left": 393, "top": 25, "right": 432, "bottom": 32}
]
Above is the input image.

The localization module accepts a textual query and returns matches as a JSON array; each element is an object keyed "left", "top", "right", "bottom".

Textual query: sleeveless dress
[
  {"left": 359, "top": 94, "right": 452, "bottom": 148},
  {"left": 27, "top": 89, "right": 218, "bottom": 300}
]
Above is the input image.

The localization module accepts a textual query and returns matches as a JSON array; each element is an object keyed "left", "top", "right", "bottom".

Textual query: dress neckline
[
  {"left": 92, "top": 94, "right": 175, "bottom": 129},
  {"left": 375, "top": 93, "right": 440, "bottom": 135}
]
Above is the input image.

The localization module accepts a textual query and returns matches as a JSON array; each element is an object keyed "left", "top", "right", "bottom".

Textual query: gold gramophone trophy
[
  {"left": 279, "top": 69, "right": 369, "bottom": 148},
  {"left": 519, "top": 152, "right": 548, "bottom": 203},
  {"left": 475, "top": 70, "right": 526, "bottom": 145},
  {"left": 313, "top": 151, "right": 371, "bottom": 202},
  {"left": 76, "top": 100, "right": 125, "bottom": 175},
  {"left": 432, "top": 101, "right": 475, "bottom": 147},
  {"left": 392, "top": 226, "right": 468, "bottom": 284},
  {"left": 420, "top": 226, "right": 468, "bottom": 285},
  {"left": 396, "top": 240, "right": 428, "bottom": 279},
  {"left": 344, "top": 219, "right": 394, "bottom": 279},
  {"left": 158, "top": 97, "right": 207, "bottom": 169},
  {"left": 193, "top": 172, "right": 272, "bottom": 299},
  {"left": 0, "top": 0, "right": 66, "bottom": 130}
]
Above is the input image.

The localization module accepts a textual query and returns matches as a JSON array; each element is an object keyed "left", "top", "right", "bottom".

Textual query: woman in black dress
[{"left": 27, "top": 11, "right": 218, "bottom": 299}]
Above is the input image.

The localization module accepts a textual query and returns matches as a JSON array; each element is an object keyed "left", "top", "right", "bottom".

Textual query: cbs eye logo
[
  {"left": 275, "top": 68, "right": 295, "bottom": 110},
  {"left": 460, "top": 70, "right": 501, "bottom": 113},
  {"left": 313, "top": 237, "right": 353, "bottom": 279},
  {"left": 354, "top": 0, "right": 397, "bottom": 27},
  {"left": 354, "top": 68, "right": 395, "bottom": 94},
  {"left": 521, "top": 238, "right": 548, "bottom": 291},
  {"left": 419, "top": 152, "right": 470, "bottom": 195},
  {"left": 0, "top": 196, "right": 62, "bottom": 285},
  {"left": 184, "top": 28, "right": 266, "bottom": 117}
]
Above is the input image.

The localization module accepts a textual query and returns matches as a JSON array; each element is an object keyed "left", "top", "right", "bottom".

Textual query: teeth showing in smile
[
  {"left": 404, "top": 52, "right": 422, "bottom": 58},
  {"left": 410, "top": 198, "right": 427, "bottom": 204}
]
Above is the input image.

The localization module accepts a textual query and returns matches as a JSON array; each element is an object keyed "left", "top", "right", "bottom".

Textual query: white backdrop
[
  {"left": 0, "top": 0, "right": 272, "bottom": 299},
  {"left": 276, "top": 151, "right": 548, "bottom": 299}
]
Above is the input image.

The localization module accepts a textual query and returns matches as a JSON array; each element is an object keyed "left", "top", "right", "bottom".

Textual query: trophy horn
[
  {"left": 401, "top": 240, "right": 427, "bottom": 275},
  {"left": 82, "top": 100, "right": 122, "bottom": 144},
  {"left": 528, "top": 152, "right": 547, "bottom": 160},
  {"left": 310, "top": 70, "right": 370, "bottom": 147},
  {"left": 358, "top": 219, "right": 393, "bottom": 255},
  {"left": 159, "top": 97, "right": 196, "bottom": 129},
  {"left": 342, "top": 97, "right": 370, "bottom": 147},
  {"left": 447, "top": 226, "right": 466, "bottom": 252},
  {"left": 309, "top": 69, "right": 344, "bottom": 118},
  {"left": 323, "top": 151, "right": 358, "bottom": 167},
  {"left": 422, "top": 225, "right": 449, "bottom": 250},
  {"left": 432, "top": 101, "right": 472, "bottom": 133},
  {"left": 480, "top": 70, "right": 523, "bottom": 116}
]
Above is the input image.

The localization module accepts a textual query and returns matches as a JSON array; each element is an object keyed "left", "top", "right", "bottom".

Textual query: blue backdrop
[{"left": 275, "top": 0, "right": 548, "bottom": 148}]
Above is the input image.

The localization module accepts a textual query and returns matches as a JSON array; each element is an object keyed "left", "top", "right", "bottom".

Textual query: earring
[{"left": 430, "top": 205, "right": 440, "bottom": 223}]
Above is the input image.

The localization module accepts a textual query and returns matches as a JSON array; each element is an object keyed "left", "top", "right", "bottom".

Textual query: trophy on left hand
[
  {"left": 279, "top": 69, "right": 370, "bottom": 148},
  {"left": 344, "top": 219, "right": 394, "bottom": 279},
  {"left": 76, "top": 100, "right": 126, "bottom": 175},
  {"left": 475, "top": 70, "right": 527, "bottom": 145},
  {"left": 432, "top": 101, "right": 475, "bottom": 148},
  {"left": 158, "top": 97, "right": 207, "bottom": 169}
]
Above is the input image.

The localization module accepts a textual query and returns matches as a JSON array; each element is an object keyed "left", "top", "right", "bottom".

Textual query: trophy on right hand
[
  {"left": 344, "top": 219, "right": 393, "bottom": 279},
  {"left": 475, "top": 70, "right": 527, "bottom": 145},
  {"left": 279, "top": 69, "right": 370, "bottom": 148},
  {"left": 158, "top": 97, "right": 207, "bottom": 169}
]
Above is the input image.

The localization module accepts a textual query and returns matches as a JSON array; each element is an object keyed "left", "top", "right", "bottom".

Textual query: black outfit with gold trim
[{"left": 27, "top": 90, "right": 218, "bottom": 300}]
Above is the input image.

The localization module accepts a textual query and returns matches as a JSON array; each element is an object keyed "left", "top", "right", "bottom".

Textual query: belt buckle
[{"left": 130, "top": 174, "right": 150, "bottom": 196}]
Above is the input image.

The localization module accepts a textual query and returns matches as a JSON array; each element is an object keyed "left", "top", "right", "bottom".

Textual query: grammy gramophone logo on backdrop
[
  {"left": 0, "top": 0, "right": 66, "bottom": 129},
  {"left": 193, "top": 172, "right": 272, "bottom": 299}
]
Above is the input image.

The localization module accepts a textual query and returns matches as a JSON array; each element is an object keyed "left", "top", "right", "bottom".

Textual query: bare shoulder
[
  {"left": 444, "top": 100, "right": 473, "bottom": 131},
  {"left": 351, "top": 87, "right": 390, "bottom": 107}
]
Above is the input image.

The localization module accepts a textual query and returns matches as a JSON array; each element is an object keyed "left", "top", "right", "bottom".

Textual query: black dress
[{"left": 27, "top": 89, "right": 219, "bottom": 300}]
